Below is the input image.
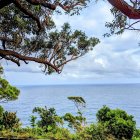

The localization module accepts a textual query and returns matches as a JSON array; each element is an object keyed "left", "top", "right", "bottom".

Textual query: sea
[{"left": 1, "top": 84, "right": 140, "bottom": 128}]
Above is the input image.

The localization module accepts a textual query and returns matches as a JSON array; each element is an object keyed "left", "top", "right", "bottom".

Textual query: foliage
[
  {"left": 133, "top": 129, "right": 140, "bottom": 140},
  {"left": 96, "top": 0, "right": 140, "bottom": 36},
  {"left": 76, "top": 123, "right": 113, "bottom": 140},
  {"left": 0, "top": 66, "right": 3, "bottom": 75},
  {"left": 0, "top": 78, "right": 20, "bottom": 103},
  {"left": 32, "top": 106, "right": 63, "bottom": 132},
  {"left": 0, "top": 103, "right": 140, "bottom": 140},
  {"left": 63, "top": 96, "right": 86, "bottom": 131},
  {"left": 30, "top": 115, "right": 37, "bottom": 128},
  {"left": 0, "top": 127, "right": 75, "bottom": 139},
  {"left": 67, "top": 96, "right": 86, "bottom": 117},
  {"left": 96, "top": 105, "right": 136, "bottom": 139},
  {"left": 68, "top": 96, "right": 86, "bottom": 109},
  {"left": 43, "top": 127, "right": 75, "bottom": 140},
  {"left": 104, "top": 7, "right": 128, "bottom": 37},
  {"left": 63, "top": 113, "right": 85, "bottom": 132},
  {"left": 0, "top": 66, "right": 20, "bottom": 103},
  {"left": 0, "top": 96, "right": 139, "bottom": 139},
  {"left": 0, "top": 106, "right": 21, "bottom": 130},
  {"left": 0, "top": 0, "right": 140, "bottom": 74},
  {"left": 0, "top": 0, "right": 99, "bottom": 74}
]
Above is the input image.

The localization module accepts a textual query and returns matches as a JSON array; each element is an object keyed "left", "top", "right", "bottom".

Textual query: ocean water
[{"left": 1, "top": 84, "right": 140, "bottom": 127}]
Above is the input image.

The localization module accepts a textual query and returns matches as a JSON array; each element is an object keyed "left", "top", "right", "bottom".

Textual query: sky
[{"left": 2, "top": 1, "right": 140, "bottom": 85}]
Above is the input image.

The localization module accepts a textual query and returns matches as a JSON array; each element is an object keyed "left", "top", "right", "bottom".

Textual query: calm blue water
[{"left": 1, "top": 84, "right": 140, "bottom": 127}]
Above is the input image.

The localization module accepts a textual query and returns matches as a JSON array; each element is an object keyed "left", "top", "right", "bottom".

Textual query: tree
[
  {"left": 67, "top": 96, "right": 86, "bottom": 116},
  {"left": 0, "top": 1, "right": 139, "bottom": 74},
  {"left": 0, "top": 78, "right": 20, "bottom": 103},
  {"left": 0, "top": 0, "right": 100, "bottom": 74},
  {"left": 0, "top": 66, "right": 20, "bottom": 103},
  {"left": 63, "top": 97, "right": 86, "bottom": 131},
  {"left": 32, "top": 106, "right": 62, "bottom": 132},
  {"left": 96, "top": 106, "right": 136, "bottom": 139},
  {"left": 0, "top": 106, "right": 20, "bottom": 130}
]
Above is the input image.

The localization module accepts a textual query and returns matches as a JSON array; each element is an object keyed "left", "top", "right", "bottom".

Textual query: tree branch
[
  {"left": 58, "top": 2, "right": 82, "bottom": 11},
  {"left": 4, "top": 56, "right": 20, "bottom": 66},
  {"left": 125, "top": 20, "right": 140, "bottom": 30},
  {"left": 26, "top": 0, "right": 56, "bottom": 10},
  {"left": 108, "top": 0, "right": 140, "bottom": 19},
  {"left": 13, "top": 0, "right": 43, "bottom": 32},
  {"left": 0, "top": 49, "right": 60, "bottom": 72}
]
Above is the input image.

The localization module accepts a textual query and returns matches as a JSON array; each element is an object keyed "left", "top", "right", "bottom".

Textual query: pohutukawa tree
[
  {"left": 0, "top": 0, "right": 100, "bottom": 74},
  {"left": 0, "top": 0, "right": 139, "bottom": 74}
]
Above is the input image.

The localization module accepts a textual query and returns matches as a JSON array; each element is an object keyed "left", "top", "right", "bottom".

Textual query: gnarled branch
[{"left": 0, "top": 49, "right": 60, "bottom": 72}]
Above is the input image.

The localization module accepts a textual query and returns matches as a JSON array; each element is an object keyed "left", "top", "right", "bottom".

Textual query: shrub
[
  {"left": 0, "top": 106, "right": 20, "bottom": 130},
  {"left": 32, "top": 106, "right": 62, "bottom": 132},
  {"left": 75, "top": 123, "right": 108, "bottom": 140},
  {"left": 133, "top": 129, "right": 140, "bottom": 140},
  {"left": 96, "top": 106, "right": 136, "bottom": 139},
  {"left": 0, "top": 78, "right": 20, "bottom": 103}
]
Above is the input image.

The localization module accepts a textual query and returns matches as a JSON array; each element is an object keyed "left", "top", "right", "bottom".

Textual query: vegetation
[
  {"left": 0, "top": 0, "right": 140, "bottom": 139},
  {"left": 96, "top": 105, "right": 136, "bottom": 139},
  {"left": 0, "top": 66, "right": 20, "bottom": 103},
  {"left": 0, "top": 96, "right": 140, "bottom": 140},
  {"left": 0, "top": 0, "right": 100, "bottom": 74},
  {"left": 32, "top": 106, "right": 62, "bottom": 132},
  {"left": 0, "top": 106, "right": 21, "bottom": 130},
  {"left": 0, "top": 78, "right": 20, "bottom": 103}
]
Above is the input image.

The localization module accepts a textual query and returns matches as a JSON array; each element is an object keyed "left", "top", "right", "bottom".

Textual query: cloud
[{"left": 61, "top": 29, "right": 140, "bottom": 80}]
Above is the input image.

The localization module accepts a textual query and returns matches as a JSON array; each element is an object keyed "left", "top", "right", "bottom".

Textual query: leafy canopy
[
  {"left": 0, "top": 0, "right": 99, "bottom": 74},
  {"left": 0, "top": 78, "right": 20, "bottom": 103},
  {"left": 0, "top": 0, "right": 139, "bottom": 74},
  {"left": 0, "top": 0, "right": 139, "bottom": 107}
]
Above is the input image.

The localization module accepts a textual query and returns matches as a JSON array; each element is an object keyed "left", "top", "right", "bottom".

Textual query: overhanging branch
[{"left": 0, "top": 49, "right": 60, "bottom": 72}]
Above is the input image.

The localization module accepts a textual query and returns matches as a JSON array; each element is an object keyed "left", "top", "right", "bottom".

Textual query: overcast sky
[{"left": 2, "top": 1, "right": 140, "bottom": 85}]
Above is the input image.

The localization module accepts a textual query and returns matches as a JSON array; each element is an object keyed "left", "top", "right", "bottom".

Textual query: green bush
[
  {"left": 75, "top": 123, "right": 108, "bottom": 140},
  {"left": 0, "top": 106, "right": 20, "bottom": 130},
  {"left": 63, "top": 112, "right": 86, "bottom": 132},
  {"left": 96, "top": 106, "right": 136, "bottom": 139},
  {"left": 32, "top": 106, "right": 62, "bottom": 132},
  {"left": 133, "top": 129, "right": 140, "bottom": 140},
  {"left": 0, "top": 78, "right": 20, "bottom": 103},
  {"left": 0, "top": 98, "right": 139, "bottom": 140}
]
